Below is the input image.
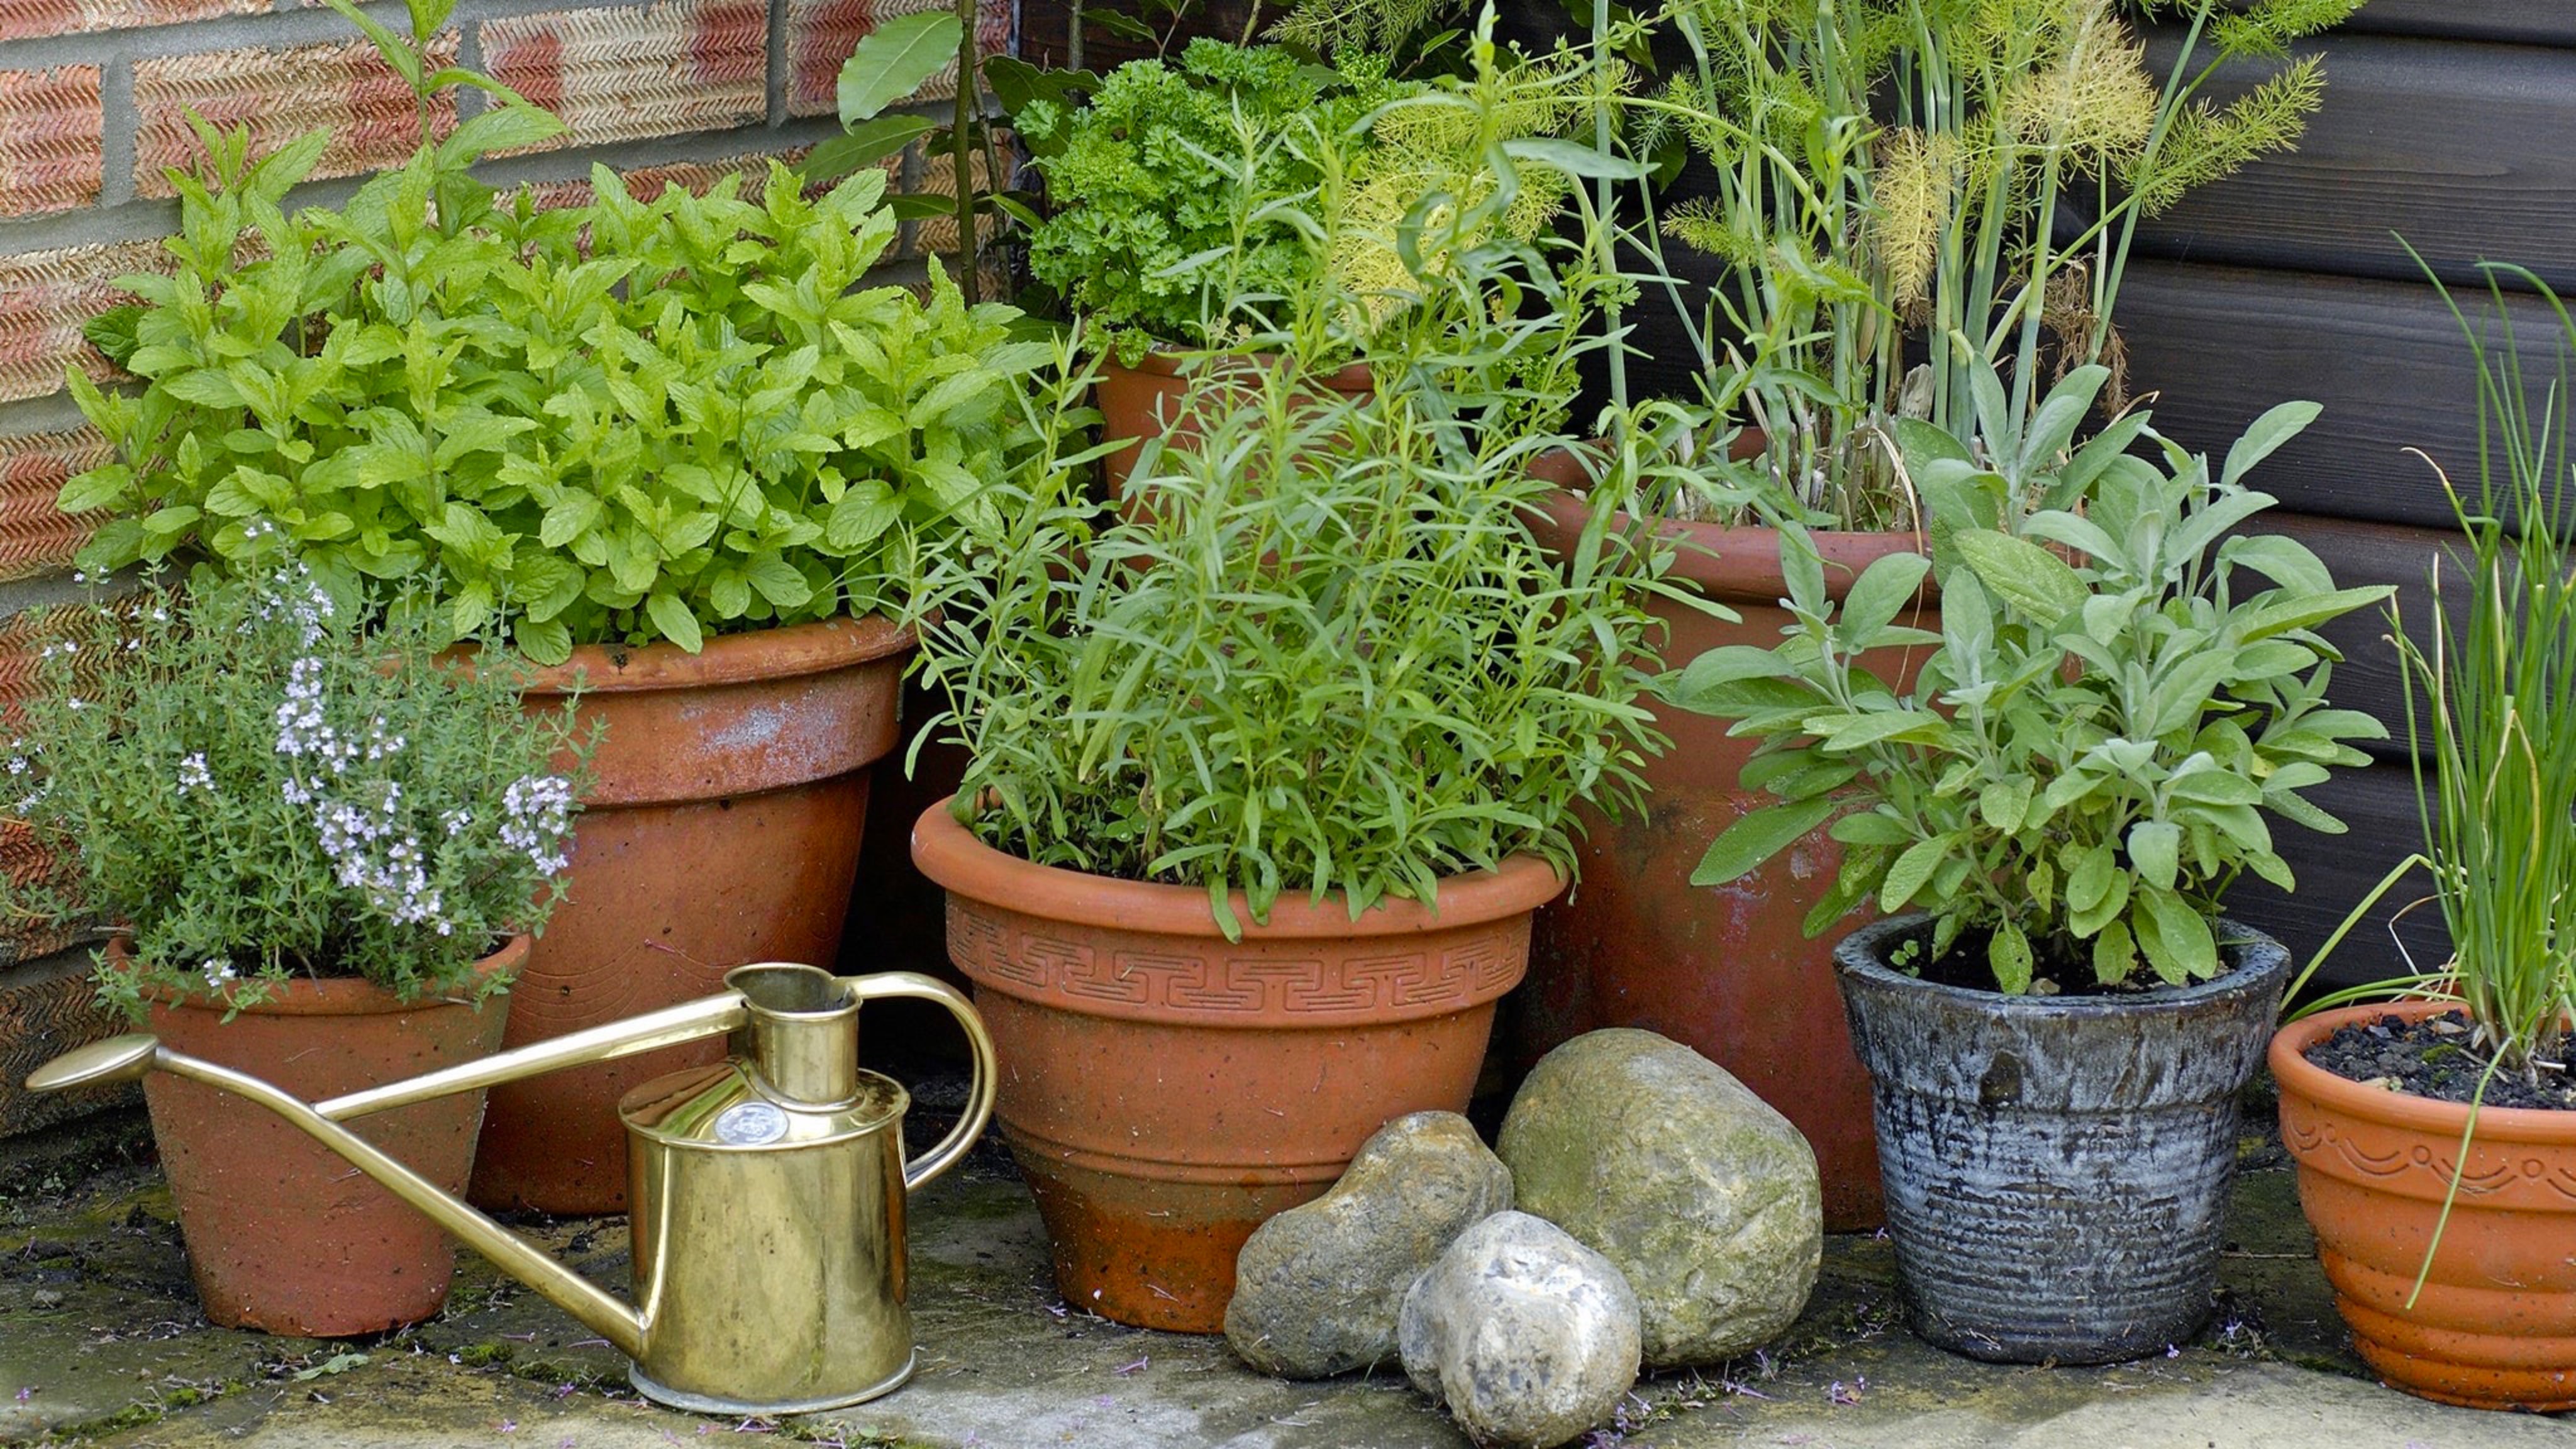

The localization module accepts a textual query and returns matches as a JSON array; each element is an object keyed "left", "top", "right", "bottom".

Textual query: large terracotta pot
[
  {"left": 912, "top": 797, "right": 1561, "bottom": 1333},
  {"left": 2273, "top": 1001, "right": 2576, "bottom": 1411},
  {"left": 470, "top": 614, "right": 913, "bottom": 1213},
  {"left": 1516, "top": 472, "right": 1933, "bottom": 1230},
  {"left": 1095, "top": 349, "right": 1374, "bottom": 492},
  {"left": 137, "top": 936, "right": 523, "bottom": 1336}
]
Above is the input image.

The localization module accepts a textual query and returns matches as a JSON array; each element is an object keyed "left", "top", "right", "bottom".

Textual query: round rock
[
  {"left": 1497, "top": 1028, "right": 1821, "bottom": 1368},
  {"left": 1398, "top": 1210, "right": 1641, "bottom": 1449},
  {"left": 1225, "top": 1111, "right": 1513, "bottom": 1377}
]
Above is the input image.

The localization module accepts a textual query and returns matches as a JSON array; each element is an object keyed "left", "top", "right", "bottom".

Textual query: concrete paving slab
[{"left": 4, "top": 1112, "right": 2565, "bottom": 1449}]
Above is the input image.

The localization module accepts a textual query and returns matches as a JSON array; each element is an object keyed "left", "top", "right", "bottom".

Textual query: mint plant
[
  {"left": 2, "top": 567, "right": 591, "bottom": 1014},
  {"left": 61, "top": 5, "right": 1055, "bottom": 663},
  {"left": 1674, "top": 365, "right": 2392, "bottom": 992}
]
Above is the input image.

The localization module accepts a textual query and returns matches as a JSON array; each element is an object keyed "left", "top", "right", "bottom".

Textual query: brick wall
[{"left": 0, "top": 0, "right": 1017, "bottom": 1121}]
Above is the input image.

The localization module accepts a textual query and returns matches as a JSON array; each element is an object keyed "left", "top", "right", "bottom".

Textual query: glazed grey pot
[{"left": 1833, "top": 913, "right": 2292, "bottom": 1365}]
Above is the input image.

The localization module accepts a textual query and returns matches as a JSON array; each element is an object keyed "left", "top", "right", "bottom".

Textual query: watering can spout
[
  {"left": 28, "top": 1028, "right": 652, "bottom": 1357},
  {"left": 25, "top": 963, "right": 997, "bottom": 1415}
]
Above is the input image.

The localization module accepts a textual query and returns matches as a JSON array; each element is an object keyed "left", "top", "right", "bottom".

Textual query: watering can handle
[{"left": 842, "top": 971, "right": 997, "bottom": 1192}]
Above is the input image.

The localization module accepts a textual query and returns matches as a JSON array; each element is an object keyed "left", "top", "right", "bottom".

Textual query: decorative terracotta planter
[
  {"left": 1516, "top": 467, "right": 1933, "bottom": 1230},
  {"left": 136, "top": 936, "right": 523, "bottom": 1336},
  {"left": 1095, "top": 350, "right": 1374, "bottom": 492},
  {"left": 912, "top": 797, "right": 1560, "bottom": 1333},
  {"left": 2273, "top": 1001, "right": 2576, "bottom": 1411},
  {"left": 469, "top": 615, "right": 912, "bottom": 1213}
]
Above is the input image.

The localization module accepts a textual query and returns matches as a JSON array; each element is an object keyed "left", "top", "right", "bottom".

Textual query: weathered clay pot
[
  {"left": 1516, "top": 464, "right": 1931, "bottom": 1229},
  {"left": 912, "top": 797, "right": 1560, "bottom": 1333},
  {"left": 137, "top": 936, "right": 523, "bottom": 1336},
  {"left": 469, "top": 615, "right": 912, "bottom": 1213},
  {"left": 1095, "top": 349, "right": 1374, "bottom": 491},
  {"left": 2273, "top": 1000, "right": 2576, "bottom": 1411},
  {"left": 1835, "top": 914, "right": 2292, "bottom": 1363}
]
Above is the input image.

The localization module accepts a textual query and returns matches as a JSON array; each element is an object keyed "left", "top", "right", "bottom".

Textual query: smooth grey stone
[
  {"left": 1225, "top": 1111, "right": 1513, "bottom": 1378},
  {"left": 1498, "top": 1028, "right": 1821, "bottom": 1367},
  {"left": 1398, "top": 1211, "right": 1641, "bottom": 1448}
]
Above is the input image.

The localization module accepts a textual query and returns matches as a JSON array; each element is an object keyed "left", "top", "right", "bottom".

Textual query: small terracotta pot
[
  {"left": 912, "top": 798, "right": 1561, "bottom": 1333},
  {"left": 1516, "top": 462, "right": 1934, "bottom": 1230},
  {"left": 2273, "top": 1001, "right": 2576, "bottom": 1411},
  {"left": 469, "top": 614, "right": 912, "bottom": 1213},
  {"left": 1095, "top": 349, "right": 1374, "bottom": 492},
  {"left": 136, "top": 935, "right": 523, "bottom": 1336}
]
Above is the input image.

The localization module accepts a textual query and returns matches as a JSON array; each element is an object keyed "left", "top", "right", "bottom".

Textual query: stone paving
[{"left": 2, "top": 1102, "right": 2567, "bottom": 1449}]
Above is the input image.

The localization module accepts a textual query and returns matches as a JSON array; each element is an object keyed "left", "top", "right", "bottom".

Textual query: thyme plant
[
  {"left": 1676, "top": 365, "right": 2390, "bottom": 991},
  {"left": 3, "top": 567, "right": 591, "bottom": 1014}
]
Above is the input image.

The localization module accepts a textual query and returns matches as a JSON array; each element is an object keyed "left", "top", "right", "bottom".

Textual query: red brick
[
  {"left": 785, "top": 0, "right": 1016, "bottom": 119},
  {"left": 482, "top": 1, "right": 767, "bottom": 150},
  {"left": 133, "top": 35, "right": 458, "bottom": 201},
  {"left": 0, "top": 426, "right": 107, "bottom": 581},
  {"left": 0, "top": 67, "right": 102, "bottom": 217},
  {"left": 0, "top": 240, "right": 165, "bottom": 405},
  {"left": 0, "top": 0, "right": 265, "bottom": 45}
]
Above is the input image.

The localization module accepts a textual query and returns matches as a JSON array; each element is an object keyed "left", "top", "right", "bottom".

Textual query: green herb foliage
[
  {"left": 1674, "top": 364, "right": 2391, "bottom": 991},
  {"left": 60, "top": 7, "right": 1050, "bottom": 663},
  {"left": 2395, "top": 262, "right": 2576, "bottom": 1080},
  {"left": 2, "top": 567, "right": 591, "bottom": 1014},
  {"left": 1015, "top": 40, "right": 1414, "bottom": 352},
  {"left": 913, "top": 346, "right": 1676, "bottom": 936},
  {"left": 1626, "top": 0, "right": 2357, "bottom": 527}
]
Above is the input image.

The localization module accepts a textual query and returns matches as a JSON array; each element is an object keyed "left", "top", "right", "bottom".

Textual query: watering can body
[{"left": 26, "top": 963, "right": 995, "bottom": 1416}]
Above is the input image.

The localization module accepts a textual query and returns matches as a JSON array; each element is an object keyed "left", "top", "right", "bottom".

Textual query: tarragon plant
[
  {"left": 1, "top": 565, "right": 591, "bottom": 1014},
  {"left": 1674, "top": 364, "right": 2391, "bottom": 992}
]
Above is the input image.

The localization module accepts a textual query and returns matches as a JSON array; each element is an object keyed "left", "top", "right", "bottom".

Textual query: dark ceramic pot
[{"left": 1834, "top": 914, "right": 2292, "bottom": 1364}]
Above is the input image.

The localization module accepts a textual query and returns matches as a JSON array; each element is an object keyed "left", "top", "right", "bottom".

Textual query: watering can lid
[{"left": 619, "top": 1059, "right": 908, "bottom": 1150}]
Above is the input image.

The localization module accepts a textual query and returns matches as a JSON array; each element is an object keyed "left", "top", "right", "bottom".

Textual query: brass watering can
[{"left": 26, "top": 962, "right": 995, "bottom": 1416}]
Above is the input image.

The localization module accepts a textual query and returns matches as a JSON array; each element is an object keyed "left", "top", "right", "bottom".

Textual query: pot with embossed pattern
[{"left": 911, "top": 799, "right": 1561, "bottom": 1334}]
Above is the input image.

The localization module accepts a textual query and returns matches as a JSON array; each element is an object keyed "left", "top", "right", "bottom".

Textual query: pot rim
[
  {"left": 126, "top": 933, "right": 528, "bottom": 1018},
  {"left": 910, "top": 795, "right": 1564, "bottom": 940},
  {"left": 2270, "top": 999, "right": 2576, "bottom": 1144},
  {"left": 509, "top": 614, "right": 914, "bottom": 697},
  {"left": 1833, "top": 911, "right": 2292, "bottom": 1019},
  {"left": 1525, "top": 482, "right": 1937, "bottom": 608}
]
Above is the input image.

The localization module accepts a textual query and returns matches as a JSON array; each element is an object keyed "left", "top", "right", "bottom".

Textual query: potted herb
[
  {"left": 2270, "top": 264, "right": 2576, "bottom": 1413},
  {"left": 1516, "top": 0, "right": 2358, "bottom": 1227},
  {"left": 57, "top": 6, "right": 1058, "bottom": 1212},
  {"left": 906, "top": 228, "right": 1670, "bottom": 1332},
  {"left": 1, "top": 568, "right": 584, "bottom": 1335},
  {"left": 1674, "top": 363, "right": 2390, "bottom": 1362}
]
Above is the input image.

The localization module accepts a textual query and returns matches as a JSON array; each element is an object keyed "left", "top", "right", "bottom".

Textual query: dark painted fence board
[
  {"left": 2240, "top": 758, "right": 2448, "bottom": 996},
  {"left": 2343, "top": 0, "right": 2576, "bottom": 47},
  {"left": 2111, "top": 260, "right": 2573, "bottom": 531},
  {"left": 2137, "top": 35, "right": 2576, "bottom": 291}
]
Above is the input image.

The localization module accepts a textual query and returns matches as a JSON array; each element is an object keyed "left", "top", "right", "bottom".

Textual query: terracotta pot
[
  {"left": 469, "top": 614, "right": 913, "bottom": 1213},
  {"left": 912, "top": 797, "right": 1561, "bottom": 1333},
  {"left": 1515, "top": 465, "right": 1933, "bottom": 1230},
  {"left": 1095, "top": 349, "right": 1374, "bottom": 492},
  {"left": 136, "top": 936, "right": 523, "bottom": 1336},
  {"left": 2273, "top": 1001, "right": 2576, "bottom": 1411}
]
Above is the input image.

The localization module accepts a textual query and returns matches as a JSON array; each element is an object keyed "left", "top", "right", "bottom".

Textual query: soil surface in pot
[
  {"left": 2302, "top": 1009, "right": 2576, "bottom": 1111},
  {"left": 1896, "top": 925, "right": 2240, "bottom": 1000}
]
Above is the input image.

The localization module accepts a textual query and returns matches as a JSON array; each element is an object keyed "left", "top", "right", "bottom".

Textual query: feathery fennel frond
[
  {"left": 1267, "top": 0, "right": 1450, "bottom": 59},
  {"left": 2215, "top": 0, "right": 2366, "bottom": 59},
  {"left": 2003, "top": 0, "right": 2156, "bottom": 167},
  {"left": 1870, "top": 128, "right": 1957, "bottom": 307},
  {"left": 2124, "top": 54, "right": 2325, "bottom": 214},
  {"left": 1661, "top": 197, "right": 1768, "bottom": 269}
]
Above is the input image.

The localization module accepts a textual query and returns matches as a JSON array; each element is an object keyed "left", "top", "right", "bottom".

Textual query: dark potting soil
[
  {"left": 2304, "top": 1010, "right": 2576, "bottom": 1113},
  {"left": 1898, "top": 927, "right": 2196, "bottom": 1000}
]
